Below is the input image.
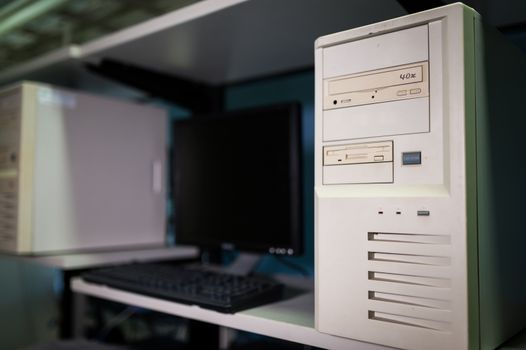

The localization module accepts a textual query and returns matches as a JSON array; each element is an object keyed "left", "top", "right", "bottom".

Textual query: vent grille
[
  {"left": 0, "top": 90, "right": 20, "bottom": 247},
  {"left": 367, "top": 232, "right": 451, "bottom": 331},
  {"left": 0, "top": 179, "right": 17, "bottom": 243},
  {"left": 0, "top": 90, "right": 21, "bottom": 171}
]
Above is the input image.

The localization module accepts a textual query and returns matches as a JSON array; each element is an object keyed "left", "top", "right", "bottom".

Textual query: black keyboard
[{"left": 82, "top": 263, "right": 285, "bottom": 313}]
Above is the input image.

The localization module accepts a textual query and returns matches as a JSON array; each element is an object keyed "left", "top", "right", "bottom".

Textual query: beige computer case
[
  {"left": 315, "top": 3, "right": 526, "bottom": 350},
  {"left": 0, "top": 82, "right": 167, "bottom": 254}
]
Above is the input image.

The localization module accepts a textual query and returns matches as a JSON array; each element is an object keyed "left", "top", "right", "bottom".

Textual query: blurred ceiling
[
  {"left": 0, "top": 0, "right": 525, "bottom": 72},
  {"left": 0, "top": 0, "right": 198, "bottom": 69}
]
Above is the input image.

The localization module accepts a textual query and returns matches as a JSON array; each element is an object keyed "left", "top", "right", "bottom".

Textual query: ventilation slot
[
  {"left": 368, "top": 232, "right": 450, "bottom": 244},
  {"left": 368, "top": 252, "right": 449, "bottom": 266},
  {"left": 369, "top": 291, "right": 450, "bottom": 309},
  {"left": 368, "top": 311, "right": 450, "bottom": 331},
  {"left": 367, "top": 231, "right": 452, "bottom": 331},
  {"left": 0, "top": 179, "right": 17, "bottom": 242},
  {"left": 369, "top": 272, "right": 450, "bottom": 288}
]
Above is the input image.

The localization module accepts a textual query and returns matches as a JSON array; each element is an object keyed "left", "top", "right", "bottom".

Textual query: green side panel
[
  {"left": 462, "top": 7, "right": 480, "bottom": 350},
  {"left": 473, "top": 12, "right": 526, "bottom": 350}
]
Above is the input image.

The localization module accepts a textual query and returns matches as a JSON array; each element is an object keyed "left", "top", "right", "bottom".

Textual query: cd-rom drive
[{"left": 323, "top": 61, "right": 429, "bottom": 110}]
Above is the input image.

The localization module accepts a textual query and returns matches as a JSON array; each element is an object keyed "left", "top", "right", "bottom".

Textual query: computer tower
[
  {"left": 315, "top": 3, "right": 526, "bottom": 350},
  {"left": 0, "top": 82, "right": 167, "bottom": 254}
]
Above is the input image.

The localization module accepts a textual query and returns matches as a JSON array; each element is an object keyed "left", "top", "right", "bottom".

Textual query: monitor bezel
[{"left": 171, "top": 102, "right": 304, "bottom": 256}]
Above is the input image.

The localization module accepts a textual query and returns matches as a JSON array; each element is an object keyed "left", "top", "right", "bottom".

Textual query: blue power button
[{"left": 402, "top": 152, "right": 422, "bottom": 165}]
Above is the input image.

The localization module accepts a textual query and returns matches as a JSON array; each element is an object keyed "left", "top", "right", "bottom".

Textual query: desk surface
[
  {"left": 72, "top": 277, "right": 394, "bottom": 350},
  {"left": 11, "top": 246, "right": 199, "bottom": 270}
]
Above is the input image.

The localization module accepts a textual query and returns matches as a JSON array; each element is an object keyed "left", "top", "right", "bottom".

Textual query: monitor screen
[{"left": 173, "top": 103, "right": 303, "bottom": 255}]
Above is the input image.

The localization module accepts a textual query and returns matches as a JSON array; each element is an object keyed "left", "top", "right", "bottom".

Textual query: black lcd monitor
[{"left": 173, "top": 103, "right": 303, "bottom": 255}]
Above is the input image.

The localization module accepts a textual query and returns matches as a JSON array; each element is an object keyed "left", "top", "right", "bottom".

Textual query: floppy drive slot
[{"left": 324, "top": 141, "right": 393, "bottom": 166}]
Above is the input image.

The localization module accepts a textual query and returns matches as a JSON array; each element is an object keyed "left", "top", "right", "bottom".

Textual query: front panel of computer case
[{"left": 315, "top": 4, "right": 476, "bottom": 349}]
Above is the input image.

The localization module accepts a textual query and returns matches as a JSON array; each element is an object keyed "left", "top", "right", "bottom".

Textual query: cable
[
  {"left": 274, "top": 256, "right": 311, "bottom": 277},
  {"left": 97, "top": 306, "right": 137, "bottom": 341}
]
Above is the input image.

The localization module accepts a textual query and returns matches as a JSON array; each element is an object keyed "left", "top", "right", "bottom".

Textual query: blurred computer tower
[{"left": 0, "top": 82, "right": 166, "bottom": 254}]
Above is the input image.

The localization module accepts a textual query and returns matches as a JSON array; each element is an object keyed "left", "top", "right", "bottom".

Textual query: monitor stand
[
  {"left": 222, "top": 252, "right": 261, "bottom": 276},
  {"left": 198, "top": 251, "right": 261, "bottom": 276}
]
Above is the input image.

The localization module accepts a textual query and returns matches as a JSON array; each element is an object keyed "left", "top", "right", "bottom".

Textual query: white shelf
[
  {"left": 11, "top": 245, "right": 199, "bottom": 270},
  {"left": 0, "top": 0, "right": 406, "bottom": 87},
  {"left": 72, "top": 277, "right": 394, "bottom": 350}
]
